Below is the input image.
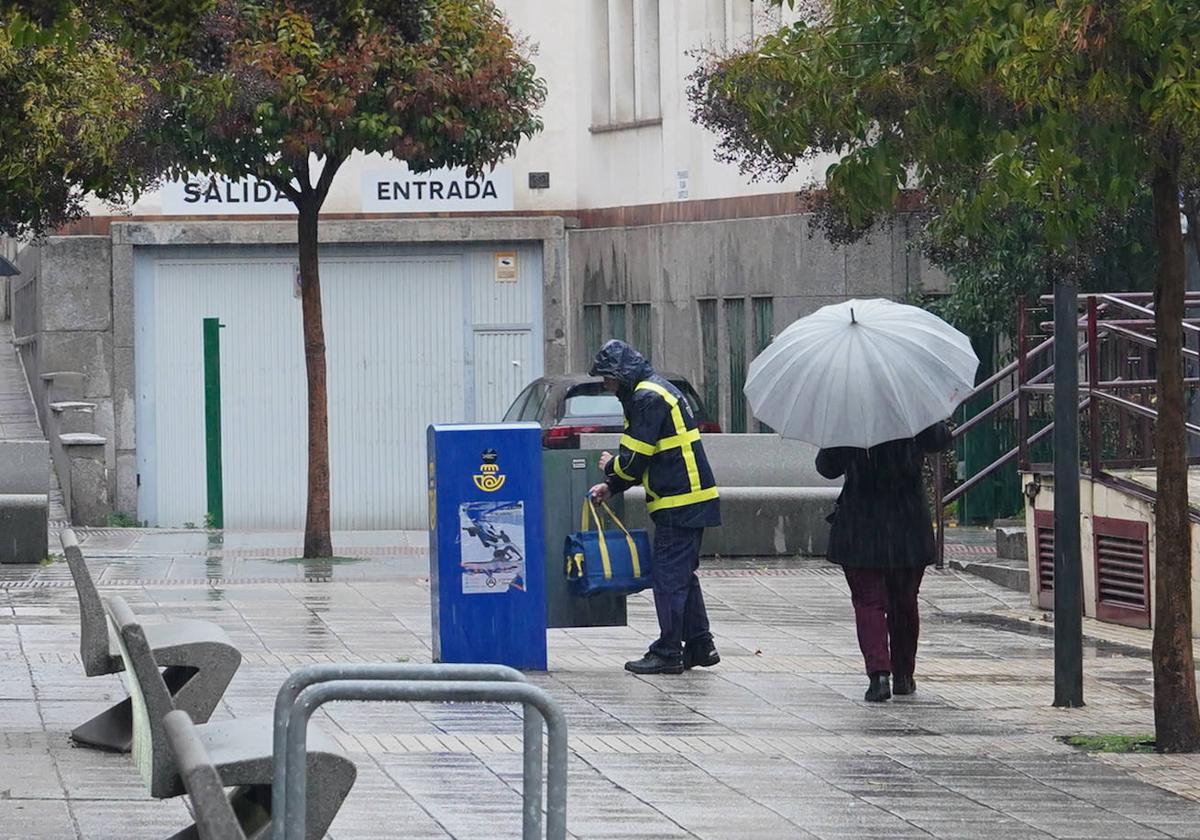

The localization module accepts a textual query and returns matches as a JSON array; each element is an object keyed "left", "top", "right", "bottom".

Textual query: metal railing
[
  {"left": 934, "top": 291, "right": 1200, "bottom": 566},
  {"left": 271, "top": 663, "right": 567, "bottom": 840}
]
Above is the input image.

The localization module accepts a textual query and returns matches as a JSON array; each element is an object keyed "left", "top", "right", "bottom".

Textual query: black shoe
[
  {"left": 865, "top": 673, "right": 891, "bottom": 702},
  {"left": 892, "top": 674, "right": 916, "bottom": 696},
  {"left": 683, "top": 639, "right": 721, "bottom": 670},
  {"left": 625, "top": 653, "right": 685, "bottom": 675}
]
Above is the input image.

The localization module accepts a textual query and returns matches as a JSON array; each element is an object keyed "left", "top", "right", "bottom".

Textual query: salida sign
[
  {"left": 161, "top": 174, "right": 297, "bottom": 215},
  {"left": 159, "top": 163, "right": 514, "bottom": 215}
]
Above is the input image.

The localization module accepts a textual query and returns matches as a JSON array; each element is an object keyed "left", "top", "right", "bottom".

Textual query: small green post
[{"left": 203, "top": 318, "right": 224, "bottom": 530}]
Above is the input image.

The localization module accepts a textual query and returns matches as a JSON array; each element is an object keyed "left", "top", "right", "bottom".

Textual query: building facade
[{"left": 11, "top": 1, "right": 945, "bottom": 528}]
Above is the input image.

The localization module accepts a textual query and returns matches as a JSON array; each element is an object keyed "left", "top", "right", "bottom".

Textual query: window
[
  {"left": 590, "top": 0, "right": 661, "bottom": 131},
  {"left": 520, "top": 384, "right": 551, "bottom": 422},
  {"left": 699, "top": 298, "right": 719, "bottom": 428},
  {"left": 631, "top": 303, "right": 652, "bottom": 362},
  {"left": 725, "top": 298, "right": 747, "bottom": 433},
  {"left": 565, "top": 393, "right": 623, "bottom": 418},
  {"left": 753, "top": 296, "right": 774, "bottom": 432},
  {"left": 583, "top": 304, "right": 603, "bottom": 363},
  {"left": 503, "top": 384, "right": 535, "bottom": 422},
  {"left": 608, "top": 303, "right": 627, "bottom": 342}
]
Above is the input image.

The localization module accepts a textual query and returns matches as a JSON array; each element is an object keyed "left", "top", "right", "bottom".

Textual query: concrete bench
[
  {"left": 107, "top": 595, "right": 356, "bottom": 838},
  {"left": 580, "top": 433, "right": 841, "bottom": 557},
  {"left": 62, "top": 529, "right": 241, "bottom": 753},
  {"left": 163, "top": 710, "right": 249, "bottom": 840},
  {"left": 0, "top": 439, "right": 49, "bottom": 564}
]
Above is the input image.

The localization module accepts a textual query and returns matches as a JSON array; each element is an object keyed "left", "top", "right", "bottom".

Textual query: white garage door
[{"left": 135, "top": 244, "right": 542, "bottom": 530}]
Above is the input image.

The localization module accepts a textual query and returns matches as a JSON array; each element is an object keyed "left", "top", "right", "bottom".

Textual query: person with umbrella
[
  {"left": 816, "top": 422, "right": 951, "bottom": 700},
  {"left": 743, "top": 298, "right": 978, "bottom": 702}
]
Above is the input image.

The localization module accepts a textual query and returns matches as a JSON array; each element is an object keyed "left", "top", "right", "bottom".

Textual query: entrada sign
[{"left": 361, "top": 163, "right": 513, "bottom": 212}]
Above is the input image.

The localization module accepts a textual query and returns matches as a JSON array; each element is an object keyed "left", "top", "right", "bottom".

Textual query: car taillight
[
  {"left": 699, "top": 421, "right": 722, "bottom": 434},
  {"left": 543, "top": 425, "right": 608, "bottom": 449}
]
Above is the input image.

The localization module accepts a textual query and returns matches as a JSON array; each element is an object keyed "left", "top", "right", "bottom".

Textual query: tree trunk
[
  {"left": 298, "top": 201, "right": 333, "bottom": 558},
  {"left": 1151, "top": 138, "right": 1200, "bottom": 752}
]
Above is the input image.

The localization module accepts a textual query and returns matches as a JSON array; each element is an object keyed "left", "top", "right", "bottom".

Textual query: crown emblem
[{"left": 473, "top": 450, "right": 506, "bottom": 492}]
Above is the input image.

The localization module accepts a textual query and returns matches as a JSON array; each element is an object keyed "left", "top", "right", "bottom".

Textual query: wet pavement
[{"left": 3, "top": 528, "right": 1199, "bottom": 839}]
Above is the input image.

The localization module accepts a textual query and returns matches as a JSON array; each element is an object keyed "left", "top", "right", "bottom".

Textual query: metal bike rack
[{"left": 271, "top": 664, "right": 566, "bottom": 840}]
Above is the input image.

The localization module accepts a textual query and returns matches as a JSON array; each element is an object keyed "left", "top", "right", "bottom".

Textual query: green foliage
[
  {"left": 1060, "top": 734, "right": 1156, "bottom": 754},
  {"left": 690, "top": 0, "right": 1200, "bottom": 270},
  {"left": 0, "top": 1, "right": 214, "bottom": 236},
  {"left": 107, "top": 511, "right": 142, "bottom": 527},
  {"left": 161, "top": 0, "right": 546, "bottom": 200},
  {"left": 0, "top": 9, "right": 146, "bottom": 236}
]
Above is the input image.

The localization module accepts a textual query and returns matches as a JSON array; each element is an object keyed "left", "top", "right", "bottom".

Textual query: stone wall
[{"left": 569, "top": 213, "right": 949, "bottom": 430}]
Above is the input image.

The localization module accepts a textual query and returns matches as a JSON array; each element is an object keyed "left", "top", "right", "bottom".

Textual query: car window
[
  {"left": 671, "top": 380, "right": 709, "bottom": 420},
  {"left": 564, "top": 394, "right": 623, "bottom": 417},
  {"left": 520, "top": 384, "right": 551, "bottom": 421},
  {"left": 564, "top": 383, "right": 623, "bottom": 418},
  {"left": 503, "top": 384, "right": 535, "bottom": 422}
]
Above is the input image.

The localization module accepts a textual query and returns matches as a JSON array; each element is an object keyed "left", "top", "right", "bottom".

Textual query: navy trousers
[{"left": 647, "top": 525, "right": 712, "bottom": 661}]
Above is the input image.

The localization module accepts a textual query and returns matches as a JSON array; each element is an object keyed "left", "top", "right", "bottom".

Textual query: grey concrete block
[
  {"left": 0, "top": 494, "right": 48, "bottom": 564},
  {"left": 0, "top": 439, "right": 49, "bottom": 494},
  {"left": 112, "top": 244, "right": 135, "bottom": 348},
  {"left": 38, "top": 332, "right": 112, "bottom": 397},
  {"left": 116, "top": 451, "right": 137, "bottom": 516},
  {"left": 49, "top": 402, "right": 96, "bottom": 435},
  {"left": 64, "top": 441, "right": 109, "bottom": 526},
  {"left": 40, "top": 236, "right": 112, "bottom": 332},
  {"left": 996, "top": 525, "right": 1028, "bottom": 562},
  {"left": 602, "top": 485, "right": 838, "bottom": 557},
  {"left": 42, "top": 371, "right": 85, "bottom": 403},
  {"left": 113, "top": 346, "right": 135, "bottom": 451},
  {"left": 581, "top": 432, "right": 839, "bottom": 488}
]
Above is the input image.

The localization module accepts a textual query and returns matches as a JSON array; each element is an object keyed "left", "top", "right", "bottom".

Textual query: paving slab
[{"left": 2, "top": 533, "right": 1200, "bottom": 838}]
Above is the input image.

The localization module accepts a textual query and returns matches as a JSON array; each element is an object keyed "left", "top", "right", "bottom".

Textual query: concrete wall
[{"left": 570, "top": 213, "right": 950, "bottom": 430}]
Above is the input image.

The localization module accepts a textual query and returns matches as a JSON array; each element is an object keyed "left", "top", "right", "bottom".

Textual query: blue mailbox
[{"left": 427, "top": 423, "right": 547, "bottom": 670}]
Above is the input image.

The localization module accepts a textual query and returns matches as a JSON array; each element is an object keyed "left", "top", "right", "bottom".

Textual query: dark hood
[{"left": 589, "top": 340, "right": 654, "bottom": 388}]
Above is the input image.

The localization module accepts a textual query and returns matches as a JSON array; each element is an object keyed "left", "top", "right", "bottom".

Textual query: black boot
[
  {"left": 865, "top": 672, "right": 891, "bottom": 702},
  {"left": 625, "top": 652, "right": 684, "bottom": 675},
  {"left": 683, "top": 638, "right": 720, "bottom": 670},
  {"left": 892, "top": 674, "right": 916, "bottom": 696}
]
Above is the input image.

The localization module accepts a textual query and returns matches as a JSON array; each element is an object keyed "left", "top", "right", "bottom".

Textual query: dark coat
[
  {"left": 591, "top": 340, "right": 721, "bottom": 529},
  {"left": 815, "top": 422, "right": 952, "bottom": 570}
]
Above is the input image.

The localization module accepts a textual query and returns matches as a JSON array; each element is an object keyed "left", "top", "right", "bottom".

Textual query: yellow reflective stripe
[
  {"left": 635, "top": 379, "right": 712, "bottom": 507},
  {"left": 620, "top": 434, "right": 655, "bottom": 456},
  {"left": 613, "top": 458, "right": 636, "bottom": 482},
  {"left": 657, "top": 428, "right": 700, "bottom": 452},
  {"left": 636, "top": 380, "right": 678, "bottom": 408},
  {"left": 646, "top": 485, "right": 720, "bottom": 513}
]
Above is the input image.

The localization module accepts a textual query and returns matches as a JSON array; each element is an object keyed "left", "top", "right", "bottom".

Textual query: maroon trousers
[{"left": 842, "top": 566, "right": 925, "bottom": 677}]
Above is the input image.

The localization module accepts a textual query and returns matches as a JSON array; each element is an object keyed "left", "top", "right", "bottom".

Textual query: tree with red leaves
[{"left": 162, "top": 0, "right": 545, "bottom": 557}]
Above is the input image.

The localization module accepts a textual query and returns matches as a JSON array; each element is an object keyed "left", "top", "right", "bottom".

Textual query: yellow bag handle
[{"left": 581, "top": 499, "right": 642, "bottom": 580}]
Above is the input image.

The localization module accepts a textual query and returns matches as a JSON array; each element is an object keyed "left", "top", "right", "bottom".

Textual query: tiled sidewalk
[{"left": 2, "top": 541, "right": 1199, "bottom": 839}]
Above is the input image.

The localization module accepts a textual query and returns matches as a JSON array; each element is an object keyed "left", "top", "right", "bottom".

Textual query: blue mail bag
[{"left": 564, "top": 500, "right": 653, "bottom": 596}]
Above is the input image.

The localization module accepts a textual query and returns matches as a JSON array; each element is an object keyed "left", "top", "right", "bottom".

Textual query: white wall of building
[{"left": 87, "top": 0, "right": 829, "bottom": 219}]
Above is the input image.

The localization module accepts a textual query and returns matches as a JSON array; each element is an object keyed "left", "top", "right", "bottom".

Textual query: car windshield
[
  {"left": 563, "top": 392, "right": 622, "bottom": 418},
  {"left": 561, "top": 379, "right": 707, "bottom": 420}
]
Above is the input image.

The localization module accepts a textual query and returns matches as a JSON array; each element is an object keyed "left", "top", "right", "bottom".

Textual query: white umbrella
[{"left": 744, "top": 298, "right": 979, "bottom": 449}]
